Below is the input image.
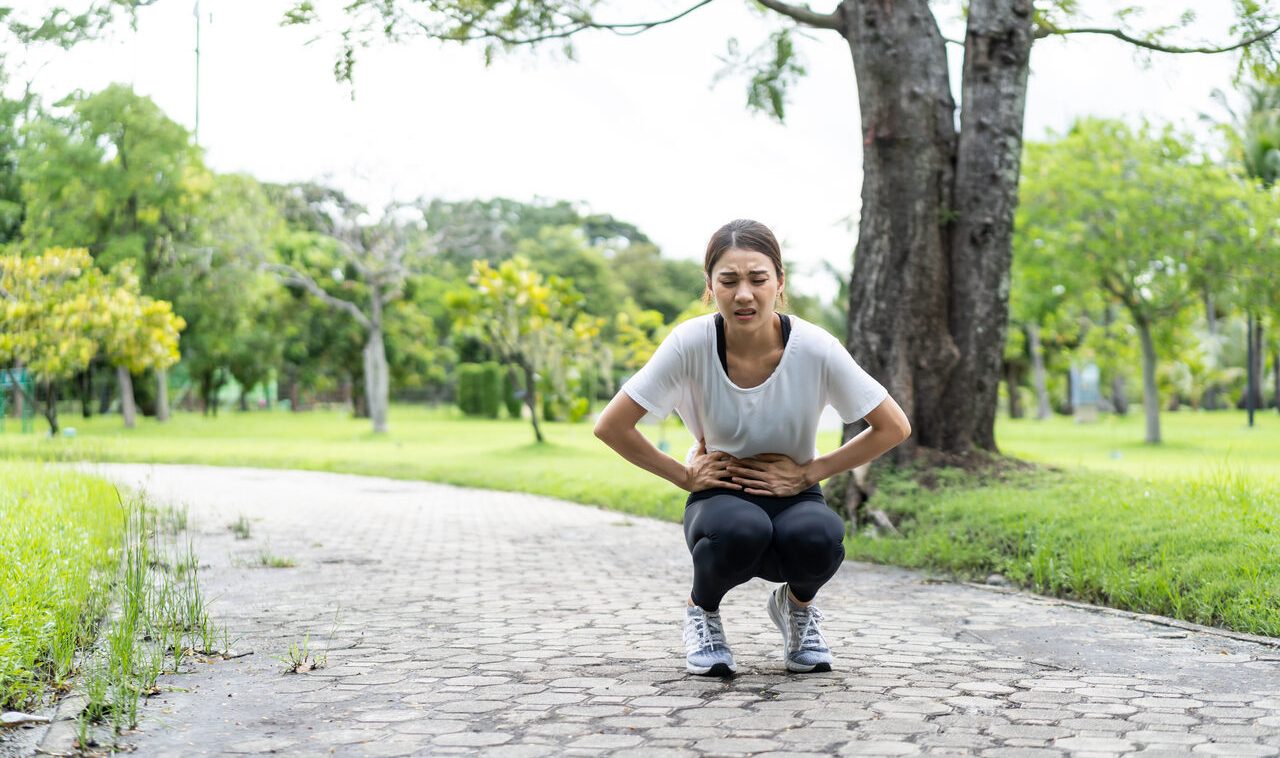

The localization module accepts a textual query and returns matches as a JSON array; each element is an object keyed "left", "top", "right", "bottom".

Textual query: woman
[{"left": 594, "top": 219, "right": 911, "bottom": 677}]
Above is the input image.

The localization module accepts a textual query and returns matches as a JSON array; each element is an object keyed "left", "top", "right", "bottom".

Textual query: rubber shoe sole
[
  {"left": 686, "top": 660, "right": 735, "bottom": 677},
  {"left": 767, "top": 587, "right": 832, "bottom": 674}
]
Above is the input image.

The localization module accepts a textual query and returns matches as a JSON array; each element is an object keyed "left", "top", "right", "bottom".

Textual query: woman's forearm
[
  {"left": 598, "top": 427, "right": 691, "bottom": 491},
  {"left": 805, "top": 425, "right": 906, "bottom": 486}
]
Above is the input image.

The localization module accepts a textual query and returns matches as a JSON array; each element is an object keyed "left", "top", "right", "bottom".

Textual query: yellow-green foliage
[{"left": 0, "top": 463, "right": 124, "bottom": 710}]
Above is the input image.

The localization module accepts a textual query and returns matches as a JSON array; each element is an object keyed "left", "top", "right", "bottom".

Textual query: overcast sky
[{"left": 13, "top": 1, "right": 1243, "bottom": 300}]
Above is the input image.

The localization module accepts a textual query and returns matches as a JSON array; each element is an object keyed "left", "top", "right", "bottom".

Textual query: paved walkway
[{"left": 55, "top": 464, "right": 1280, "bottom": 756}]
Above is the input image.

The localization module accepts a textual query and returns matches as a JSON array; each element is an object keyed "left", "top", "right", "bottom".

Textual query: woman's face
[{"left": 707, "top": 247, "right": 784, "bottom": 332}]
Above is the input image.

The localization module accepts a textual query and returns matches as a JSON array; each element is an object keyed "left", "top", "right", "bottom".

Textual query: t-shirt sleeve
[
  {"left": 824, "top": 338, "right": 889, "bottom": 424},
  {"left": 621, "top": 329, "right": 685, "bottom": 419}
]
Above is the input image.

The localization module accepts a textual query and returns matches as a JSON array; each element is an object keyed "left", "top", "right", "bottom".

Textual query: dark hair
[{"left": 702, "top": 219, "right": 786, "bottom": 306}]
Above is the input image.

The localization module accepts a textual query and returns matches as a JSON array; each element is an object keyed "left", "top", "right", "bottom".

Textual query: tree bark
[
  {"left": 1004, "top": 360, "right": 1023, "bottom": 418},
  {"left": 118, "top": 366, "right": 137, "bottom": 429},
  {"left": 1111, "top": 372, "right": 1128, "bottom": 416},
  {"left": 156, "top": 367, "right": 170, "bottom": 422},
  {"left": 363, "top": 328, "right": 390, "bottom": 434},
  {"left": 938, "top": 0, "right": 1035, "bottom": 451},
  {"left": 1136, "top": 318, "right": 1161, "bottom": 444},
  {"left": 841, "top": 0, "right": 1033, "bottom": 459},
  {"left": 521, "top": 361, "right": 544, "bottom": 444},
  {"left": 842, "top": 0, "right": 959, "bottom": 459},
  {"left": 1026, "top": 322, "right": 1050, "bottom": 419}
]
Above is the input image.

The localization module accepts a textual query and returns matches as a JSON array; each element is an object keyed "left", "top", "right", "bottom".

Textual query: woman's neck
[{"left": 723, "top": 311, "right": 783, "bottom": 358}]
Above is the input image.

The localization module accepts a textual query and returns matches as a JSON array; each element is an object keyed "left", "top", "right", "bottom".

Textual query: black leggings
[{"left": 682, "top": 485, "right": 846, "bottom": 612}]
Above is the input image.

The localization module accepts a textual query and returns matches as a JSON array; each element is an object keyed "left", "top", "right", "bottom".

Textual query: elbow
[
  {"left": 896, "top": 419, "right": 912, "bottom": 445},
  {"left": 593, "top": 420, "right": 614, "bottom": 445}
]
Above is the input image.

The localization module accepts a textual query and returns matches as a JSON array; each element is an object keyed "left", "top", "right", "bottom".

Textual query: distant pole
[
  {"left": 194, "top": 0, "right": 201, "bottom": 144},
  {"left": 1247, "top": 312, "right": 1256, "bottom": 428}
]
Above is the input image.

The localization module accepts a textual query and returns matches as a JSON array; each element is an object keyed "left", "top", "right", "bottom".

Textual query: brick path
[{"left": 53, "top": 464, "right": 1280, "bottom": 756}]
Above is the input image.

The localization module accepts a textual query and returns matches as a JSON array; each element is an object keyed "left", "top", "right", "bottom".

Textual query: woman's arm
[
  {"left": 594, "top": 391, "right": 742, "bottom": 493},
  {"left": 801, "top": 394, "right": 911, "bottom": 486}
]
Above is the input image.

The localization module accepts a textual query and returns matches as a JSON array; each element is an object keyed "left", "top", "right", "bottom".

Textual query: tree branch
[
  {"left": 264, "top": 262, "right": 372, "bottom": 330},
  {"left": 754, "top": 0, "right": 843, "bottom": 32},
  {"left": 1035, "top": 20, "right": 1280, "bottom": 55},
  {"left": 424, "top": 0, "right": 719, "bottom": 46}
]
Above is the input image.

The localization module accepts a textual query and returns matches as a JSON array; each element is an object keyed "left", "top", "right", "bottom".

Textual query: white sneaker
[
  {"left": 766, "top": 583, "right": 833, "bottom": 673},
  {"left": 683, "top": 604, "right": 736, "bottom": 676}
]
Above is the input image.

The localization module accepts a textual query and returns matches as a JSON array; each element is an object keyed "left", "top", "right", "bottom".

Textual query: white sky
[{"left": 12, "top": 1, "right": 1244, "bottom": 300}]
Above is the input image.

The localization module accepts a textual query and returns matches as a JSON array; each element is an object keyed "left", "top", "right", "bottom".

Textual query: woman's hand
[
  {"left": 683, "top": 438, "right": 744, "bottom": 493},
  {"left": 727, "top": 454, "right": 813, "bottom": 497}
]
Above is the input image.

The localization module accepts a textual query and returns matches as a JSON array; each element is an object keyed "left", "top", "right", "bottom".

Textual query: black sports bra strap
[{"left": 714, "top": 312, "right": 790, "bottom": 375}]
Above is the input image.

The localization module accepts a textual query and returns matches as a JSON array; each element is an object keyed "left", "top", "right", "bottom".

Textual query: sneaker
[
  {"left": 766, "top": 583, "right": 833, "bottom": 673},
  {"left": 683, "top": 604, "right": 736, "bottom": 676}
]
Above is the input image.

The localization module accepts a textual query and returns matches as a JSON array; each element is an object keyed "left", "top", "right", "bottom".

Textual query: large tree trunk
[
  {"left": 156, "top": 367, "right": 170, "bottom": 422},
  {"left": 1026, "top": 322, "right": 1050, "bottom": 419},
  {"left": 363, "top": 327, "right": 390, "bottom": 434},
  {"left": 1136, "top": 318, "right": 1161, "bottom": 444},
  {"left": 842, "top": 0, "right": 1033, "bottom": 460},
  {"left": 118, "top": 366, "right": 137, "bottom": 429}
]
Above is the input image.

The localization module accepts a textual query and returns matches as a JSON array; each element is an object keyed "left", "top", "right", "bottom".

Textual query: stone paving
[{"left": 38, "top": 464, "right": 1280, "bottom": 756}]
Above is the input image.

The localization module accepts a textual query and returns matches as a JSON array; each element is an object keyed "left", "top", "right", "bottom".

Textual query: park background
[{"left": 2, "top": 0, "right": 1279, "bottom": 745}]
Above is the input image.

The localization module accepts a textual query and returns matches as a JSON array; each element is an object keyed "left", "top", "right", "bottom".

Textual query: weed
[
  {"left": 227, "top": 515, "right": 251, "bottom": 540},
  {"left": 279, "top": 633, "right": 326, "bottom": 674}
]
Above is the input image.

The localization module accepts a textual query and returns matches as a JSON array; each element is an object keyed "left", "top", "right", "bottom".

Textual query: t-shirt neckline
[{"left": 711, "top": 312, "right": 796, "bottom": 393}]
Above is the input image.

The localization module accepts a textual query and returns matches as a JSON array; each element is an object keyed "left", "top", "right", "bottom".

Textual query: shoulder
[
  {"left": 785, "top": 314, "right": 843, "bottom": 357},
  {"left": 667, "top": 313, "right": 715, "bottom": 349}
]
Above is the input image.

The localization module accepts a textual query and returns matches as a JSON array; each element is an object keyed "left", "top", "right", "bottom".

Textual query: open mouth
[{"left": 734, "top": 309, "right": 756, "bottom": 320}]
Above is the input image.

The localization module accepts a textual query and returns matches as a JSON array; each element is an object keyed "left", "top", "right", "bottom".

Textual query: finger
[
  {"left": 731, "top": 475, "right": 771, "bottom": 490},
  {"left": 742, "top": 486, "right": 773, "bottom": 496},
  {"left": 731, "top": 460, "right": 770, "bottom": 473}
]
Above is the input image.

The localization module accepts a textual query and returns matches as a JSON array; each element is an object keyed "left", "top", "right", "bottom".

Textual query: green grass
[
  {"left": 0, "top": 463, "right": 124, "bottom": 711},
  {"left": 3, "top": 404, "right": 1279, "bottom": 637},
  {"left": 996, "top": 409, "right": 1280, "bottom": 478},
  {"left": 847, "top": 464, "right": 1280, "bottom": 637}
]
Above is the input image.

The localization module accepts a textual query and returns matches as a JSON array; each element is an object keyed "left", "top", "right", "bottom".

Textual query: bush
[{"left": 456, "top": 363, "right": 502, "bottom": 418}]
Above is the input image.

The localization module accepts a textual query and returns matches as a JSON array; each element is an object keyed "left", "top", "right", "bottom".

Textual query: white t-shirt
[{"left": 621, "top": 313, "right": 888, "bottom": 465}]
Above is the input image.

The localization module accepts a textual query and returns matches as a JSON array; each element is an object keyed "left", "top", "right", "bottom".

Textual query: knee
[
  {"left": 776, "top": 513, "right": 845, "bottom": 571},
  {"left": 708, "top": 517, "right": 773, "bottom": 566}
]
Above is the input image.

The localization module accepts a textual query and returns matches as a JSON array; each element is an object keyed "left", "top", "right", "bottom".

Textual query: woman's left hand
[{"left": 726, "top": 454, "right": 813, "bottom": 497}]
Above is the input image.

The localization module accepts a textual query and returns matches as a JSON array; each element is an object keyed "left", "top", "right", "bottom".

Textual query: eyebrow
[{"left": 716, "top": 268, "right": 771, "bottom": 277}]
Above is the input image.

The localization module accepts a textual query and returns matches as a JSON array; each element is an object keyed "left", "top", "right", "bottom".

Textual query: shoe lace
[
  {"left": 789, "top": 606, "right": 828, "bottom": 651},
  {"left": 686, "top": 610, "right": 725, "bottom": 651}
]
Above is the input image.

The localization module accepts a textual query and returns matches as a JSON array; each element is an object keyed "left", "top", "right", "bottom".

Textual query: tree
[
  {"left": 0, "top": 247, "right": 181, "bottom": 434},
  {"left": 1212, "top": 79, "right": 1280, "bottom": 413},
  {"left": 282, "top": 0, "right": 1280, "bottom": 469},
  {"left": 448, "top": 256, "right": 598, "bottom": 443},
  {"left": 269, "top": 203, "right": 432, "bottom": 434},
  {"left": 1019, "top": 119, "right": 1267, "bottom": 443},
  {"left": 98, "top": 272, "right": 185, "bottom": 428},
  {"left": 18, "top": 83, "right": 210, "bottom": 420}
]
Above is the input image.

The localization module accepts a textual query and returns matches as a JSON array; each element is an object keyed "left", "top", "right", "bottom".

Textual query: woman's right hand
[{"left": 683, "top": 438, "right": 743, "bottom": 493}]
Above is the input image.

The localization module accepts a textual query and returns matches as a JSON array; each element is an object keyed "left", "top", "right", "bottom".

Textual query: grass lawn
[
  {"left": 2, "top": 404, "right": 1277, "bottom": 636},
  {"left": 0, "top": 462, "right": 124, "bottom": 711}
]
